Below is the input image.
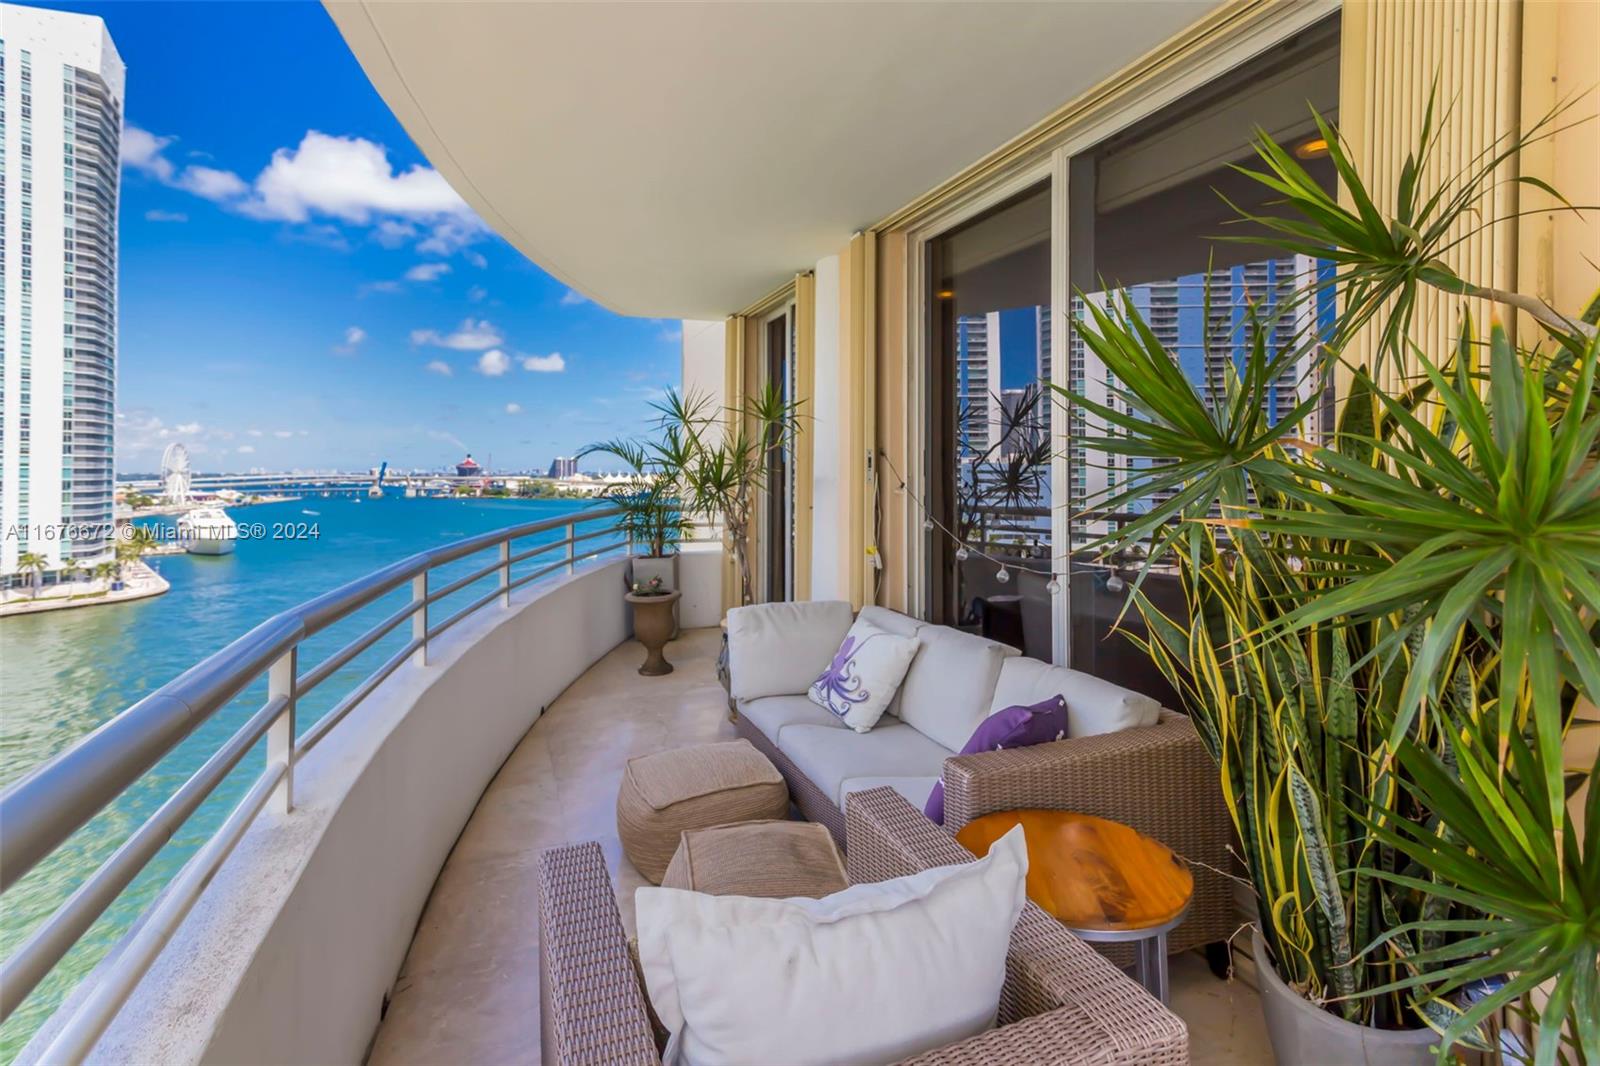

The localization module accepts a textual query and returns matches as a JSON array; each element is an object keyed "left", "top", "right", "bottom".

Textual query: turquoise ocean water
[{"left": 0, "top": 494, "right": 608, "bottom": 1060}]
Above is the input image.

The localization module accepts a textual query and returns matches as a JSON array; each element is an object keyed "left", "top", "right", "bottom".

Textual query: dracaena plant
[
  {"left": 586, "top": 386, "right": 801, "bottom": 607},
  {"left": 1055, "top": 99, "right": 1598, "bottom": 1064}
]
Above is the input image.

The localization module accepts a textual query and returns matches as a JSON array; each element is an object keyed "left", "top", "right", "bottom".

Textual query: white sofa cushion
[
  {"left": 896, "top": 626, "right": 1011, "bottom": 752},
  {"left": 636, "top": 825, "right": 1028, "bottom": 1066},
  {"left": 841, "top": 776, "right": 940, "bottom": 811},
  {"left": 736, "top": 694, "right": 841, "bottom": 744},
  {"left": 989, "top": 656, "right": 1162, "bottom": 737},
  {"left": 726, "top": 600, "right": 853, "bottom": 701},
  {"left": 779, "top": 721, "right": 951, "bottom": 807},
  {"left": 807, "top": 619, "right": 920, "bottom": 732},
  {"left": 857, "top": 606, "right": 924, "bottom": 717}
]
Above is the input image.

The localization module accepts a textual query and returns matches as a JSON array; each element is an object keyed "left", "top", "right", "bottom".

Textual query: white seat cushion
[
  {"left": 636, "top": 825, "right": 1028, "bottom": 1066},
  {"left": 989, "top": 656, "right": 1162, "bottom": 737},
  {"left": 726, "top": 600, "right": 853, "bottom": 701},
  {"left": 840, "top": 776, "right": 940, "bottom": 811},
  {"left": 895, "top": 626, "right": 1011, "bottom": 751},
  {"left": 778, "top": 722, "right": 951, "bottom": 807},
  {"left": 736, "top": 694, "right": 843, "bottom": 744}
]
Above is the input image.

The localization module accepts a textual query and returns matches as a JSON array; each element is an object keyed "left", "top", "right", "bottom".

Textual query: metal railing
[{"left": 0, "top": 506, "right": 626, "bottom": 1062}]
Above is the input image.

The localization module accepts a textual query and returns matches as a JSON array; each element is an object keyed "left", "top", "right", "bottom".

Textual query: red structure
[{"left": 455, "top": 454, "right": 482, "bottom": 478}]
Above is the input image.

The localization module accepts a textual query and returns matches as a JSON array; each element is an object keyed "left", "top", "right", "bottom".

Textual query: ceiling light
[{"left": 1294, "top": 137, "right": 1330, "bottom": 160}]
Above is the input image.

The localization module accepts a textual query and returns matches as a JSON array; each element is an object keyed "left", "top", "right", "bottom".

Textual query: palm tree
[
  {"left": 93, "top": 561, "right": 118, "bottom": 593},
  {"left": 16, "top": 552, "right": 48, "bottom": 598},
  {"left": 60, "top": 558, "right": 83, "bottom": 587}
]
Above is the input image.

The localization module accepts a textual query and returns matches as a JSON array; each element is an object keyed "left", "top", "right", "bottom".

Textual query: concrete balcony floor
[{"left": 368, "top": 627, "right": 1273, "bottom": 1065}]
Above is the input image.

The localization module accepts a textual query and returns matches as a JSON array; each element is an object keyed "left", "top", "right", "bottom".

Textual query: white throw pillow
[
  {"left": 806, "top": 619, "right": 920, "bottom": 732},
  {"left": 636, "top": 825, "right": 1029, "bottom": 1066}
]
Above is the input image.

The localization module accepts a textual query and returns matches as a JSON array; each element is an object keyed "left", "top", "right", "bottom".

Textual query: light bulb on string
[
  {"left": 954, "top": 545, "right": 970, "bottom": 562},
  {"left": 1287, "top": 555, "right": 1305, "bottom": 574},
  {"left": 1106, "top": 573, "right": 1125, "bottom": 593},
  {"left": 995, "top": 566, "right": 1010, "bottom": 584},
  {"left": 1045, "top": 577, "right": 1060, "bottom": 596},
  {"left": 923, "top": 518, "right": 935, "bottom": 532}
]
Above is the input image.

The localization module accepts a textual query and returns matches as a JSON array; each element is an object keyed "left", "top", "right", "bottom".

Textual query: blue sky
[{"left": 29, "top": 0, "right": 681, "bottom": 475}]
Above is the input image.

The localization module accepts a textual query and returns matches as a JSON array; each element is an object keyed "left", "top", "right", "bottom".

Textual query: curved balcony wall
[{"left": 26, "top": 557, "right": 635, "bottom": 1064}]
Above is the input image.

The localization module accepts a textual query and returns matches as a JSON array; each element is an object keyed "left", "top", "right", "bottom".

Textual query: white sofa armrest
[{"left": 726, "top": 600, "right": 854, "bottom": 701}]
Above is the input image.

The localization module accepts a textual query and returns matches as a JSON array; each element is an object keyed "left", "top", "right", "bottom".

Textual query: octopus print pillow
[{"left": 807, "top": 619, "right": 921, "bottom": 733}]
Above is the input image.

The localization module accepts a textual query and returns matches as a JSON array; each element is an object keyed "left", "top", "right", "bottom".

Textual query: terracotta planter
[
  {"left": 1253, "top": 931, "right": 1437, "bottom": 1065},
  {"left": 626, "top": 590, "right": 682, "bottom": 676}
]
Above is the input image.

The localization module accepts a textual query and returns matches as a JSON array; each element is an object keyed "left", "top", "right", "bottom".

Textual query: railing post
[
  {"left": 565, "top": 521, "right": 576, "bottom": 576},
  {"left": 499, "top": 540, "right": 511, "bottom": 607},
  {"left": 267, "top": 647, "right": 296, "bottom": 814},
  {"left": 412, "top": 572, "right": 429, "bottom": 666}
]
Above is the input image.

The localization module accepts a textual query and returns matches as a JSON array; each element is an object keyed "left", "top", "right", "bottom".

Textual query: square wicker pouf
[
  {"left": 616, "top": 739, "right": 789, "bottom": 883},
  {"left": 661, "top": 820, "right": 847, "bottom": 899}
]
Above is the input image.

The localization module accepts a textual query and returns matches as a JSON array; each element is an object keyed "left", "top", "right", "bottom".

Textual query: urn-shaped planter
[
  {"left": 626, "top": 590, "right": 682, "bottom": 676},
  {"left": 629, "top": 553, "right": 680, "bottom": 638},
  {"left": 1253, "top": 931, "right": 1438, "bottom": 1066}
]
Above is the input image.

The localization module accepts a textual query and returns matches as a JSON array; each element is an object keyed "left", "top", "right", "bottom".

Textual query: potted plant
[
  {"left": 623, "top": 574, "right": 682, "bottom": 676},
  {"left": 1057, "top": 101, "right": 1598, "bottom": 1064}
]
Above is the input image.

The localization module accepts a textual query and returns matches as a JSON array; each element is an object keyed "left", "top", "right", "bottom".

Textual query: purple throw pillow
[{"left": 924, "top": 695, "right": 1068, "bottom": 825}]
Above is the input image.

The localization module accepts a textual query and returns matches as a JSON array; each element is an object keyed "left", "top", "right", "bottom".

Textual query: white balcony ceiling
[{"left": 326, "top": 1, "right": 1223, "bottom": 319}]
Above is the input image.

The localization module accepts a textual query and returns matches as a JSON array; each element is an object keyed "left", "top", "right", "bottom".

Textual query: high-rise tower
[{"left": 0, "top": 4, "right": 123, "bottom": 584}]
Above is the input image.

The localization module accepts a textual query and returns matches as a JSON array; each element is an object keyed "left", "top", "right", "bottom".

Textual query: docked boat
[{"left": 178, "top": 506, "right": 238, "bottom": 555}]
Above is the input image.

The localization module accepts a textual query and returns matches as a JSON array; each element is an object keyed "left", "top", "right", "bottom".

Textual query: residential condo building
[{"left": 0, "top": 3, "right": 123, "bottom": 585}]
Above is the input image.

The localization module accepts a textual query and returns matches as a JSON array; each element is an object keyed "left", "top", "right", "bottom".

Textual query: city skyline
[{"left": 11, "top": 0, "right": 681, "bottom": 479}]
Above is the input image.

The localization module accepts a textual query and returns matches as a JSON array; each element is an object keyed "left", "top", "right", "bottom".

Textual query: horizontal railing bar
[
  {"left": 0, "top": 695, "right": 287, "bottom": 1023},
  {"left": 425, "top": 584, "right": 506, "bottom": 645},
  {"left": 296, "top": 598, "right": 420, "bottom": 698},
  {"left": 504, "top": 524, "right": 614, "bottom": 567},
  {"left": 0, "top": 507, "right": 618, "bottom": 891},
  {"left": 424, "top": 555, "right": 506, "bottom": 606},
  {"left": 294, "top": 635, "right": 423, "bottom": 758},
  {"left": 37, "top": 760, "right": 288, "bottom": 1066},
  {"left": 504, "top": 540, "right": 629, "bottom": 597}
]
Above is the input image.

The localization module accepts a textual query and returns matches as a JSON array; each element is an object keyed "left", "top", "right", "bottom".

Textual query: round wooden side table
[{"left": 955, "top": 808, "right": 1193, "bottom": 1003}]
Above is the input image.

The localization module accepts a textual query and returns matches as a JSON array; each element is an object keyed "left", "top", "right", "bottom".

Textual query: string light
[
  {"left": 1287, "top": 555, "right": 1305, "bottom": 573},
  {"left": 1106, "top": 574, "right": 1125, "bottom": 593},
  {"left": 995, "top": 566, "right": 1010, "bottom": 584},
  {"left": 1045, "top": 577, "right": 1061, "bottom": 595},
  {"left": 954, "top": 545, "right": 970, "bottom": 562},
  {"left": 923, "top": 518, "right": 935, "bottom": 532}
]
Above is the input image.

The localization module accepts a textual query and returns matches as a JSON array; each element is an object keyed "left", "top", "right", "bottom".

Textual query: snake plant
[{"left": 1056, "top": 100, "right": 1599, "bottom": 1062}]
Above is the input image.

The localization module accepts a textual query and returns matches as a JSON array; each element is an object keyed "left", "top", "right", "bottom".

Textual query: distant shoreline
[{"left": 0, "top": 561, "right": 170, "bottom": 619}]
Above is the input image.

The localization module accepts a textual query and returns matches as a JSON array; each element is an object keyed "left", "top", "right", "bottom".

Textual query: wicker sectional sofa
[
  {"left": 725, "top": 600, "right": 1233, "bottom": 959},
  {"left": 538, "top": 787, "right": 1189, "bottom": 1065}
]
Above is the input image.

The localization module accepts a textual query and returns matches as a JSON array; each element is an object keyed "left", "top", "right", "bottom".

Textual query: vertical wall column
[
  {"left": 792, "top": 273, "right": 817, "bottom": 601},
  {"left": 1339, "top": 0, "right": 1522, "bottom": 382},
  {"left": 721, "top": 316, "right": 747, "bottom": 614},
  {"left": 838, "top": 234, "right": 877, "bottom": 609}
]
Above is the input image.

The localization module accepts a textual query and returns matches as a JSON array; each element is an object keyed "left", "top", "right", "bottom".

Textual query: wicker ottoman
[
  {"left": 661, "top": 820, "right": 848, "bottom": 899},
  {"left": 616, "top": 739, "right": 788, "bottom": 883}
]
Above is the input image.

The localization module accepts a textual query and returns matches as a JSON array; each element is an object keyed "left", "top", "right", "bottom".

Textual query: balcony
[{"left": 1, "top": 511, "right": 1267, "bottom": 1064}]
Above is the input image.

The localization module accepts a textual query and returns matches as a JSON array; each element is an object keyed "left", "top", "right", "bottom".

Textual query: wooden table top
[{"left": 955, "top": 809, "right": 1193, "bottom": 932}]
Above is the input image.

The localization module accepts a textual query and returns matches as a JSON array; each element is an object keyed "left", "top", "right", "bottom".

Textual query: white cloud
[
  {"left": 404, "top": 262, "right": 452, "bottom": 283},
  {"left": 334, "top": 325, "right": 367, "bottom": 355},
  {"left": 428, "top": 429, "right": 468, "bottom": 452},
  {"left": 175, "top": 421, "right": 202, "bottom": 434},
  {"left": 238, "top": 444, "right": 256, "bottom": 455},
  {"left": 123, "top": 127, "right": 176, "bottom": 181},
  {"left": 411, "top": 318, "right": 503, "bottom": 351},
  {"left": 372, "top": 219, "right": 418, "bottom": 249},
  {"left": 521, "top": 352, "right": 567, "bottom": 373},
  {"left": 504, "top": 402, "right": 523, "bottom": 415},
  {"left": 424, "top": 359, "right": 453, "bottom": 377},
  {"left": 144, "top": 209, "right": 188, "bottom": 223},
  {"left": 273, "top": 430, "right": 295, "bottom": 439},
  {"left": 176, "top": 165, "right": 249, "bottom": 202},
  {"left": 359, "top": 280, "right": 404, "bottom": 296},
  {"left": 243, "top": 131, "right": 472, "bottom": 224},
  {"left": 464, "top": 251, "right": 488, "bottom": 269},
  {"left": 560, "top": 289, "right": 590, "bottom": 307},
  {"left": 476, "top": 349, "right": 512, "bottom": 377},
  {"left": 659, "top": 325, "right": 683, "bottom": 344},
  {"left": 467, "top": 285, "right": 488, "bottom": 303},
  {"left": 247, "top": 429, "right": 264, "bottom": 437}
]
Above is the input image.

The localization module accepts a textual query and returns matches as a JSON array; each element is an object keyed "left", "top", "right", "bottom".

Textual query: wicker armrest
[
  {"left": 846, "top": 787, "right": 1188, "bottom": 1063},
  {"left": 536, "top": 842, "right": 658, "bottom": 1066},
  {"left": 939, "top": 708, "right": 1233, "bottom": 955}
]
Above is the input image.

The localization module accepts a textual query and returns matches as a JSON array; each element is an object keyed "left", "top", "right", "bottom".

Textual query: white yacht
[{"left": 178, "top": 506, "right": 238, "bottom": 555}]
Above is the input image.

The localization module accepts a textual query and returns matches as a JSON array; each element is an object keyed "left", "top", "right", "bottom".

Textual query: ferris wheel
[{"left": 161, "top": 442, "right": 192, "bottom": 503}]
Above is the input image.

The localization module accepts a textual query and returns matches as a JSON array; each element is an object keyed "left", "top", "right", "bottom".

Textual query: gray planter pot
[
  {"left": 1253, "top": 931, "right": 1438, "bottom": 1066},
  {"left": 629, "top": 553, "right": 679, "bottom": 637}
]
